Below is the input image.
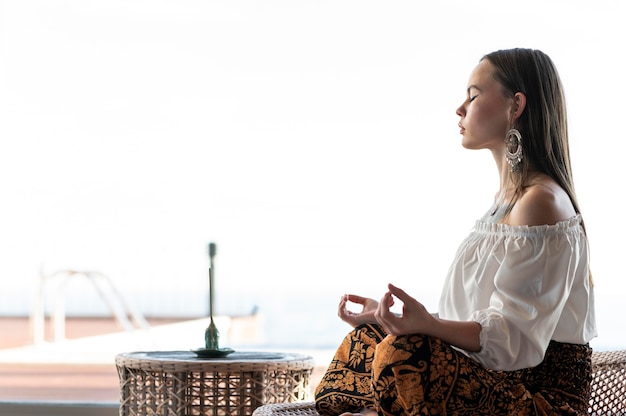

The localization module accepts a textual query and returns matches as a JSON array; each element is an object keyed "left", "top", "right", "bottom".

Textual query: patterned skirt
[{"left": 314, "top": 324, "right": 592, "bottom": 416}]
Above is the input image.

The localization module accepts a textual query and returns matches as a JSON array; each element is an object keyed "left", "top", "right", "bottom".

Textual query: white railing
[{"left": 29, "top": 269, "right": 149, "bottom": 344}]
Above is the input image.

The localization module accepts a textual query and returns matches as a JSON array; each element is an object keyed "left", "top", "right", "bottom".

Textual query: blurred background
[{"left": 1, "top": 0, "right": 624, "bottom": 350}]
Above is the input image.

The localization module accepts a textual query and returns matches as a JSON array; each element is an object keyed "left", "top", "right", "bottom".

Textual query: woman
[{"left": 314, "top": 48, "right": 597, "bottom": 415}]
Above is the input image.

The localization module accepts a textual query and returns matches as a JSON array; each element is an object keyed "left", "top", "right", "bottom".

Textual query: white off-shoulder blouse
[{"left": 438, "top": 213, "right": 597, "bottom": 371}]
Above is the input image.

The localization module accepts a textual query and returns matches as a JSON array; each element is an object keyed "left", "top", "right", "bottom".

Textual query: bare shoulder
[{"left": 506, "top": 178, "right": 577, "bottom": 226}]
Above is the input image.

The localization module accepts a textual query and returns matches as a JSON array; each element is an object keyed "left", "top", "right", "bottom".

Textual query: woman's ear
[{"left": 512, "top": 92, "right": 527, "bottom": 122}]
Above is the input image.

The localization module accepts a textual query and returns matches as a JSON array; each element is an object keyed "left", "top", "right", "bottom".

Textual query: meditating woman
[{"left": 314, "top": 48, "right": 597, "bottom": 415}]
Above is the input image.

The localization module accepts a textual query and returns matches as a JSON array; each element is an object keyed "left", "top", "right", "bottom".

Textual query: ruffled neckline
[{"left": 473, "top": 214, "right": 583, "bottom": 236}]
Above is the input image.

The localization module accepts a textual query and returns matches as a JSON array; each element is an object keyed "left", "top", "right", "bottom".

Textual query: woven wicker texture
[
  {"left": 117, "top": 351, "right": 314, "bottom": 416},
  {"left": 252, "top": 349, "right": 626, "bottom": 416},
  {"left": 588, "top": 349, "right": 626, "bottom": 414}
]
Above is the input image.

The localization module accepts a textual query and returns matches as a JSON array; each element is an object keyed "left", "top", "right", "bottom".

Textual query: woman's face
[{"left": 456, "top": 60, "right": 515, "bottom": 152}]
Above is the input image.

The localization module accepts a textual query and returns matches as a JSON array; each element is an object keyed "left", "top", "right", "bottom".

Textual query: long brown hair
[
  {"left": 484, "top": 48, "right": 592, "bottom": 283},
  {"left": 482, "top": 48, "right": 582, "bottom": 217}
]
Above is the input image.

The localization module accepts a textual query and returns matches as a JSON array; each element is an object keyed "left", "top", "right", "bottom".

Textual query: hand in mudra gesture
[
  {"left": 337, "top": 294, "right": 379, "bottom": 328},
  {"left": 375, "top": 283, "right": 435, "bottom": 336}
]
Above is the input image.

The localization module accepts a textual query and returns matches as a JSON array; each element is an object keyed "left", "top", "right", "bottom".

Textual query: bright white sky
[{"left": 1, "top": 0, "right": 624, "bottom": 348}]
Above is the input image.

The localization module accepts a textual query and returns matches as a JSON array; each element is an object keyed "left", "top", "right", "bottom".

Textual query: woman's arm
[{"left": 428, "top": 317, "right": 481, "bottom": 352}]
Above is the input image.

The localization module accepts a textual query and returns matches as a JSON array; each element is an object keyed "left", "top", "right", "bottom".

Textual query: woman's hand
[
  {"left": 375, "top": 283, "right": 482, "bottom": 352},
  {"left": 338, "top": 294, "right": 379, "bottom": 327},
  {"left": 374, "top": 283, "right": 435, "bottom": 336}
]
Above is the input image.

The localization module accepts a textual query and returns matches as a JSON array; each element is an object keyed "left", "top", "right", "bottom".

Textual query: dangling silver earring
[{"left": 505, "top": 128, "right": 523, "bottom": 172}]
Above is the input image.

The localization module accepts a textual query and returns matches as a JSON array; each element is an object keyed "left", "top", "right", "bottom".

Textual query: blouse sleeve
[{"left": 467, "top": 224, "right": 587, "bottom": 371}]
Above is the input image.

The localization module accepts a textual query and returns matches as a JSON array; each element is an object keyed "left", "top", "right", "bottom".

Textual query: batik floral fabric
[{"left": 315, "top": 324, "right": 592, "bottom": 416}]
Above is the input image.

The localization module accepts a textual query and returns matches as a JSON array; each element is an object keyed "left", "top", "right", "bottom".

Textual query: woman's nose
[{"left": 456, "top": 103, "right": 465, "bottom": 117}]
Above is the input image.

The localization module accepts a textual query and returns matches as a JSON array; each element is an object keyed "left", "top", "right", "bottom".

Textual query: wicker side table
[{"left": 116, "top": 351, "right": 314, "bottom": 416}]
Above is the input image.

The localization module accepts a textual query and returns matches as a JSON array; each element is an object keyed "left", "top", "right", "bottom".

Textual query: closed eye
[{"left": 466, "top": 85, "right": 481, "bottom": 103}]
